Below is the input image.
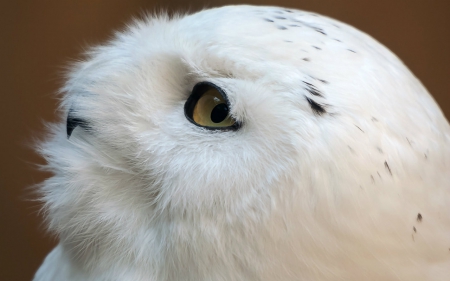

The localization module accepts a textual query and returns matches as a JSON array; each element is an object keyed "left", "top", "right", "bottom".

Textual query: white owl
[{"left": 34, "top": 5, "right": 450, "bottom": 281}]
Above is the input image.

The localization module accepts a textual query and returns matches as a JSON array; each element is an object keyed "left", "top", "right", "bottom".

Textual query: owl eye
[{"left": 184, "top": 82, "right": 239, "bottom": 130}]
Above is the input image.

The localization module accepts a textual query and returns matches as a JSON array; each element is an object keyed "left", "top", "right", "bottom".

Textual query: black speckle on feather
[
  {"left": 305, "top": 96, "right": 326, "bottom": 116},
  {"left": 417, "top": 213, "right": 422, "bottom": 222},
  {"left": 303, "top": 81, "right": 323, "bottom": 97},
  {"left": 348, "top": 146, "right": 355, "bottom": 154},
  {"left": 313, "top": 27, "right": 326, "bottom": 35},
  {"left": 384, "top": 161, "right": 392, "bottom": 176},
  {"left": 406, "top": 137, "right": 412, "bottom": 146},
  {"left": 354, "top": 125, "right": 364, "bottom": 133}
]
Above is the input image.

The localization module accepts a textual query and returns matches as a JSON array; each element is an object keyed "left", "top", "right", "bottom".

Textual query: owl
[{"left": 34, "top": 5, "right": 450, "bottom": 281}]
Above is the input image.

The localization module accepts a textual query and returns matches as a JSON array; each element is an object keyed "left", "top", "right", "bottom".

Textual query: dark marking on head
[
  {"left": 377, "top": 171, "right": 381, "bottom": 179},
  {"left": 371, "top": 117, "right": 378, "bottom": 122},
  {"left": 424, "top": 153, "right": 428, "bottom": 160},
  {"left": 264, "top": 18, "right": 274, "bottom": 22},
  {"left": 377, "top": 147, "right": 383, "bottom": 154},
  {"left": 284, "top": 40, "right": 293, "bottom": 43},
  {"left": 413, "top": 226, "right": 417, "bottom": 233},
  {"left": 354, "top": 125, "right": 364, "bottom": 133},
  {"left": 277, "top": 26, "right": 287, "bottom": 30},
  {"left": 303, "top": 58, "right": 310, "bottom": 62},
  {"left": 285, "top": 9, "right": 293, "bottom": 13},
  {"left": 332, "top": 24, "right": 340, "bottom": 28},
  {"left": 313, "top": 28, "right": 326, "bottom": 35},
  {"left": 312, "top": 46, "right": 322, "bottom": 50},
  {"left": 304, "top": 96, "right": 327, "bottom": 116},
  {"left": 384, "top": 161, "right": 392, "bottom": 176},
  {"left": 348, "top": 49, "right": 356, "bottom": 53},
  {"left": 303, "top": 81, "right": 323, "bottom": 97},
  {"left": 371, "top": 175, "right": 375, "bottom": 183},
  {"left": 289, "top": 24, "right": 300, "bottom": 27},
  {"left": 274, "top": 16, "right": 286, "bottom": 19},
  {"left": 417, "top": 213, "right": 422, "bottom": 222},
  {"left": 333, "top": 39, "right": 341, "bottom": 42},
  {"left": 274, "top": 10, "right": 284, "bottom": 14}
]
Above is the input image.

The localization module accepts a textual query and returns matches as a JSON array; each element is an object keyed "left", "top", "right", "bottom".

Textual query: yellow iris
[{"left": 192, "top": 88, "right": 235, "bottom": 127}]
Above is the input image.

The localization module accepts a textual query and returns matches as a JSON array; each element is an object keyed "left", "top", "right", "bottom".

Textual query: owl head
[{"left": 37, "top": 5, "right": 450, "bottom": 280}]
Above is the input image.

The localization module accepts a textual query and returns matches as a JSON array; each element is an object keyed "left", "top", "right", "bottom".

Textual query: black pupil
[{"left": 210, "top": 103, "right": 229, "bottom": 123}]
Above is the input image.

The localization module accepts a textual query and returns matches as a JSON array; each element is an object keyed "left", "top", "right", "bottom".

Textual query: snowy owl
[{"left": 34, "top": 5, "right": 450, "bottom": 281}]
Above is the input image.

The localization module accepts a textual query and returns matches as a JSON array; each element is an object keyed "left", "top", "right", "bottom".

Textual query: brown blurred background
[{"left": 1, "top": 1, "right": 449, "bottom": 280}]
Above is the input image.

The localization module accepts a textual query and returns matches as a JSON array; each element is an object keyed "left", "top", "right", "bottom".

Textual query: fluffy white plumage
[{"left": 34, "top": 5, "right": 450, "bottom": 281}]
